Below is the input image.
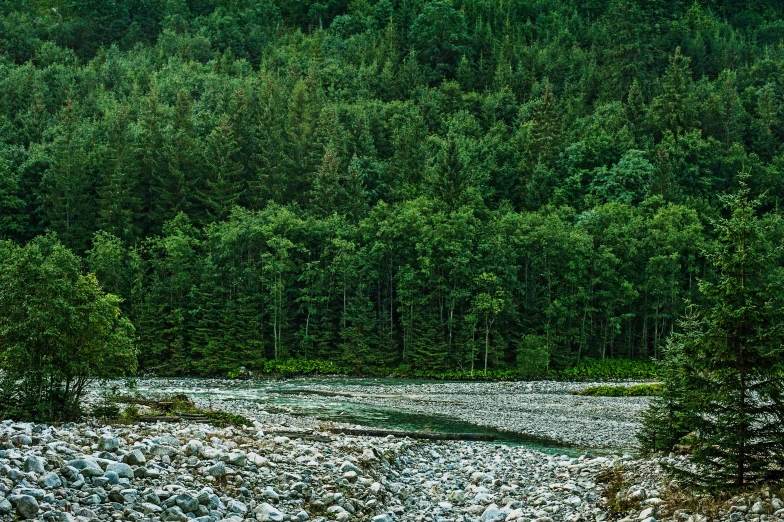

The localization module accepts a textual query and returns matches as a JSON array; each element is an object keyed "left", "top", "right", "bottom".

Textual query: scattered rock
[{"left": 9, "top": 494, "right": 39, "bottom": 519}]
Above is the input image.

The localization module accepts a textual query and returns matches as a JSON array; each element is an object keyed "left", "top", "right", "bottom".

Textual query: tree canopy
[{"left": 2, "top": 0, "right": 784, "bottom": 376}]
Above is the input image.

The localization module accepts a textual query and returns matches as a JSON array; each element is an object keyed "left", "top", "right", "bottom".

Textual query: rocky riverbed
[
  {"left": 290, "top": 380, "right": 648, "bottom": 449},
  {"left": 129, "top": 379, "right": 648, "bottom": 450},
  {"left": 0, "top": 379, "right": 781, "bottom": 522}
]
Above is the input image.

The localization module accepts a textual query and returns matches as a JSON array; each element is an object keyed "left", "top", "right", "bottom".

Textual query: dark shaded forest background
[{"left": 2, "top": 0, "right": 784, "bottom": 376}]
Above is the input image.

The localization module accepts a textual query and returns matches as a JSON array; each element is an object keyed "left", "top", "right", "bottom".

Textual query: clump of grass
[
  {"left": 576, "top": 383, "right": 662, "bottom": 397},
  {"left": 597, "top": 468, "right": 637, "bottom": 516}
]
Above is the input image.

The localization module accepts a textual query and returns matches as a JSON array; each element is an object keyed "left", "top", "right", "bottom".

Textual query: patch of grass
[
  {"left": 576, "top": 383, "right": 663, "bottom": 397},
  {"left": 597, "top": 468, "right": 637, "bottom": 516}
]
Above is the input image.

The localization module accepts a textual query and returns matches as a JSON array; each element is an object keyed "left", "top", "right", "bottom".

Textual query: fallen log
[
  {"left": 271, "top": 431, "right": 333, "bottom": 442},
  {"left": 139, "top": 415, "right": 180, "bottom": 423},
  {"left": 178, "top": 413, "right": 210, "bottom": 422},
  {"left": 329, "top": 428, "right": 497, "bottom": 442}
]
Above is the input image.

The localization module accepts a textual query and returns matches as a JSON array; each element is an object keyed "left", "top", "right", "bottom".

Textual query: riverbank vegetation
[
  {"left": 576, "top": 383, "right": 662, "bottom": 397},
  {"left": 2, "top": 0, "right": 784, "bottom": 380}
]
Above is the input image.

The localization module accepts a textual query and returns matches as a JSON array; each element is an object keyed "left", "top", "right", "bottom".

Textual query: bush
[
  {"left": 0, "top": 235, "right": 137, "bottom": 422},
  {"left": 559, "top": 358, "right": 657, "bottom": 381},
  {"left": 577, "top": 383, "right": 662, "bottom": 396}
]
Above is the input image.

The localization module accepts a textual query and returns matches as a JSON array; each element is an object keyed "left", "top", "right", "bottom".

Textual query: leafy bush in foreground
[{"left": 0, "top": 235, "right": 137, "bottom": 422}]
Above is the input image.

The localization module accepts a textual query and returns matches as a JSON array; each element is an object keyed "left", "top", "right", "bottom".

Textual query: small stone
[
  {"left": 263, "top": 488, "right": 279, "bottom": 501},
  {"left": 120, "top": 489, "right": 139, "bottom": 504},
  {"left": 256, "top": 502, "right": 284, "bottom": 521},
  {"left": 25, "top": 455, "right": 47, "bottom": 474},
  {"left": 174, "top": 493, "right": 200, "bottom": 513},
  {"left": 149, "top": 445, "right": 177, "bottom": 457},
  {"left": 142, "top": 503, "right": 164, "bottom": 514},
  {"left": 339, "top": 461, "right": 361, "bottom": 474},
  {"left": 228, "top": 499, "right": 247, "bottom": 514},
  {"left": 106, "top": 462, "right": 134, "bottom": 479},
  {"left": 10, "top": 494, "right": 39, "bottom": 519},
  {"left": 75, "top": 507, "right": 97, "bottom": 519},
  {"left": 123, "top": 450, "right": 146, "bottom": 466},
  {"left": 638, "top": 507, "right": 655, "bottom": 520},
  {"left": 184, "top": 440, "right": 203, "bottom": 457},
  {"left": 227, "top": 452, "right": 247, "bottom": 466},
  {"left": 38, "top": 472, "right": 62, "bottom": 489},
  {"left": 67, "top": 458, "right": 103, "bottom": 477},
  {"left": 207, "top": 462, "right": 226, "bottom": 478},
  {"left": 92, "top": 476, "right": 110, "bottom": 487},
  {"left": 11, "top": 434, "right": 32, "bottom": 447},
  {"left": 98, "top": 436, "right": 120, "bottom": 452},
  {"left": 197, "top": 490, "right": 212, "bottom": 505},
  {"left": 162, "top": 506, "right": 189, "bottom": 522},
  {"left": 482, "top": 506, "right": 507, "bottom": 522},
  {"left": 58, "top": 512, "right": 76, "bottom": 522},
  {"left": 372, "top": 515, "right": 393, "bottom": 522},
  {"left": 104, "top": 470, "right": 120, "bottom": 485}
]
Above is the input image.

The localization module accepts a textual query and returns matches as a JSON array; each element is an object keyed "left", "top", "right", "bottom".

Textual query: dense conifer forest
[{"left": 2, "top": 0, "right": 784, "bottom": 377}]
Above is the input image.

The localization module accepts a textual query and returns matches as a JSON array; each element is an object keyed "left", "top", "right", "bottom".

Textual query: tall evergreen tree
[{"left": 642, "top": 180, "right": 784, "bottom": 487}]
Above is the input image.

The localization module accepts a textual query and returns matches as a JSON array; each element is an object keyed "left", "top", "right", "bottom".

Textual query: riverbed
[{"left": 123, "top": 378, "right": 649, "bottom": 452}]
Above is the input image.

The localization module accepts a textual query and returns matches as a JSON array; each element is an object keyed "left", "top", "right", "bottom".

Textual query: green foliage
[
  {"left": 578, "top": 384, "right": 663, "bottom": 397},
  {"left": 1, "top": 0, "right": 784, "bottom": 380},
  {"left": 0, "top": 235, "right": 137, "bottom": 422},
  {"left": 559, "top": 359, "right": 658, "bottom": 381},
  {"left": 202, "top": 410, "right": 253, "bottom": 428},
  {"left": 121, "top": 403, "right": 141, "bottom": 422},
  {"left": 259, "top": 359, "right": 350, "bottom": 377}
]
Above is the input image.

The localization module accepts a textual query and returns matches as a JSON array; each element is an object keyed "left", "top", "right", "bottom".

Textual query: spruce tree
[{"left": 641, "top": 180, "right": 784, "bottom": 487}]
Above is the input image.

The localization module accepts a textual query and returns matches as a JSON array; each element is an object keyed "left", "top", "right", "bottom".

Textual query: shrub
[
  {"left": 0, "top": 235, "right": 137, "bottom": 422},
  {"left": 559, "top": 358, "right": 657, "bottom": 381},
  {"left": 577, "top": 383, "right": 662, "bottom": 396}
]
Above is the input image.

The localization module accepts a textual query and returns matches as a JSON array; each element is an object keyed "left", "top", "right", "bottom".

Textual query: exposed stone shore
[{"left": 1, "top": 378, "right": 781, "bottom": 522}]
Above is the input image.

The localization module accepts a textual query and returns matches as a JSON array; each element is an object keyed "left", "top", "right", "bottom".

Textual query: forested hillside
[{"left": 2, "top": 0, "right": 784, "bottom": 376}]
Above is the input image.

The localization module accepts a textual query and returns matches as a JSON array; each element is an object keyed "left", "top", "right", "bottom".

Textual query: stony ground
[{"left": 0, "top": 379, "right": 781, "bottom": 522}]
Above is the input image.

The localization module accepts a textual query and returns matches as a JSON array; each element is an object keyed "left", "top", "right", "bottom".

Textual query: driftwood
[{"left": 329, "top": 428, "right": 497, "bottom": 442}]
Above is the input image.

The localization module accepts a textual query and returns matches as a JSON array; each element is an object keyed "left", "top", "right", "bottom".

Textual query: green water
[{"left": 128, "top": 377, "right": 589, "bottom": 456}]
